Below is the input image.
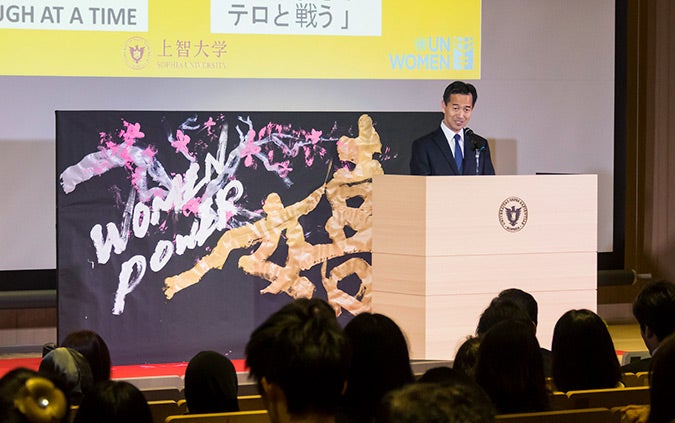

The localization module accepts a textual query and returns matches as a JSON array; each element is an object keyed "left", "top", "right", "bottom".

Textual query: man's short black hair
[
  {"left": 633, "top": 280, "right": 675, "bottom": 341},
  {"left": 498, "top": 288, "right": 539, "bottom": 325},
  {"left": 476, "top": 297, "right": 531, "bottom": 337},
  {"left": 375, "top": 381, "right": 495, "bottom": 423},
  {"left": 245, "top": 298, "right": 349, "bottom": 417},
  {"left": 443, "top": 81, "right": 478, "bottom": 106}
]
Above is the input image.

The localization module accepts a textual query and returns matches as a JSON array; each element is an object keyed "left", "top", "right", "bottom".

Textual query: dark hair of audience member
[
  {"left": 475, "top": 320, "right": 549, "bottom": 414},
  {"left": 245, "top": 298, "right": 349, "bottom": 418},
  {"left": 417, "top": 366, "right": 483, "bottom": 394},
  {"left": 38, "top": 347, "right": 94, "bottom": 406},
  {"left": 339, "top": 313, "right": 415, "bottom": 423},
  {"left": 73, "top": 380, "right": 152, "bottom": 423},
  {"left": 184, "top": 350, "right": 239, "bottom": 413},
  {"left": 551, "top": 309, "right": 622, "bottom": 392},
  {"left": 453, "top": 336, "right": 481, "bottom": 379},
  {"left": 417, "top": 366, "right": 457, "bottom": 385},
  {"left": 61, "top": 330, "right": 112, "bottom": 384},
  {"left": 0, "top": 367, "right": 69, "bottom": 423},
  {"left": 497, "top": 288, "right": 538, "bottom": 325},
  {"left": 496, "top": 289, "right": 555, "bottom": 378},
  {"left": 647, "top": 333, "right": 675, "bottom": 423},
  {"left": 633, "top": 280, "right": 675, "bottom": 342},
  {"left": 476, "top": 297, "right": 532, "bottom": 337},
  {"left": 374, "top": 380, "right": 495, "bottom": 423}
]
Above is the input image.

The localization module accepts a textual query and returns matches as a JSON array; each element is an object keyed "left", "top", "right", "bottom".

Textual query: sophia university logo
[
  {"left": 123, "top": 37, "right": 150, "bottom": 70},
  {"left": 498, "top": 196, "right": 528, "bottom": 232}
]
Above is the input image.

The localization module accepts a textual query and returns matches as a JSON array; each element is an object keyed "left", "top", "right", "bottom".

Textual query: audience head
[
  {"left": 341, "top": 312, "right": 415, "bottom": 422},
  {"left": 73, "top": 380, "right": 151, "bottom": 423},
  {"left": 0, "top": 367, "right": 69, "bottom": 423},
  {"left": 632, "top": 280, "right": 675, "bottom": 353},
  {"left": 497, "top": 288, "right": 539, "bottom": 326},
  {"left": 184, "top": 350, "right": 239, "bottom": 413},
  {"left": 38, "top": 347, "right": 93, "bottom": 405},
  {"left": 476, "top": 297, "right": 532, "bottom": 337},
  {"left": 475, "top": 320, "right": 549, "bottom": 414},
  {"left": 417, "top": 366, "right": 460, "bottom": 385},
  {"left": 375, "top": 381, "right": 495, "bottom": 423},
  {"left": 453, "top": 336, "right": 481, "bottom": 379},
  {"left": 551, "top": 309, "right": 621, "bottom": 392},
  {"left": 648, "top": 333, "right": 675, "bottom": 423},
  {"left": 61, "top": 330, "right": 111, "bottom": 384},
  {"left": 245, "top": 298, "right": 349, "bottom": 422}
]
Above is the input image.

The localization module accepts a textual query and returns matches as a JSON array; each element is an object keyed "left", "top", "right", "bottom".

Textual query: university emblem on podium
[{"left": 498, "top": 196, "right": 528, "bottom": 232}]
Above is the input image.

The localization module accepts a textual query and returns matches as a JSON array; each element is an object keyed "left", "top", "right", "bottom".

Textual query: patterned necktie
[{"left": 454, "top": 133, "right": 463, "bottom": 174}]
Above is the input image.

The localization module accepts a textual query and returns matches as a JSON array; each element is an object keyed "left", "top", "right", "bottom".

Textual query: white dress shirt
[{"left": 440, "top": 121, "right": 464, "bottom": 158}]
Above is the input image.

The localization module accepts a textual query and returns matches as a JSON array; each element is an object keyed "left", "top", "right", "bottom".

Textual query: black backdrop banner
[{"left": 56, "top": 111, "right": 439, "bottom": 364}]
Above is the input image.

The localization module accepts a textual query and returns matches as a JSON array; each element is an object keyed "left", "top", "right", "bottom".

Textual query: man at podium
[{"left": 410, "top": 81, "right": 495, "bottom": 176}]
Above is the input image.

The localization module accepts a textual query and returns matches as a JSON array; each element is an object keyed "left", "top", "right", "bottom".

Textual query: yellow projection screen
[{"left": 0, "top": 0, "right": 481, "bottom": 79}]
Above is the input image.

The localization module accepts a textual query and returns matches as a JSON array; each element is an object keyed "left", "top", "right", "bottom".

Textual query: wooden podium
[{"left": 371, "top": 175, "right": 597, "bottom": 360}]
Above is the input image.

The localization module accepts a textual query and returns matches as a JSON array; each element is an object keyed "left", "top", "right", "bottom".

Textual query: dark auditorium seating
[
  {"left": 496, "top": 407, "right": 617, "bottom": 423},
  {"left": 237, "top": 395, "right": 265, "bottom": 411},
  {"left": 566, "top": 386, "right": 650, "bottom": 409},
  {"left": 142, "top": 387, "right": 184, "bottom": 402},
  {"left": 165, "top": 410, "right": 270, "bottom": 423},
  {"left": 148, "top": 400, "right": 184, "bottom": 423}
]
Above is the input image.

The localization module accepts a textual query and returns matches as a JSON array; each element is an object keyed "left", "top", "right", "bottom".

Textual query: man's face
[
  {"left": 640, "top": 325, "right": 660, "bottom": 354},
  {"left": 442, "top": 93, "right": 474, "bottom": 133}
]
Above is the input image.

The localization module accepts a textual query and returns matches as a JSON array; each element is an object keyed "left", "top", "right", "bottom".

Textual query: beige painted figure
[{"left": 164, "top": 114, "right": 383, "bottom": 316}]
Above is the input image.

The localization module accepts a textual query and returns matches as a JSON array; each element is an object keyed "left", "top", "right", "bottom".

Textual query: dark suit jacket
[{"left": 410, "top": 127, "right": 495, "bottom": 175}]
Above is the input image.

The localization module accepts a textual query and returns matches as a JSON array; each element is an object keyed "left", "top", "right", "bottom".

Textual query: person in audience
[
  {"left": 38, "top": 347, "right": 94, "bottom": 405},
  {"left": 497, "top": 289, "right": 539, "bottom": 327},
  {"left": 646, "top": 333, "right": 675, "bottom": 423},
  {"left": 475, "top": 297, "right": 531, "bottom": 337},
  {"left": 73, "top": 380, "right": 152, "bottom": 423},
  {"left": 184, "top": 350, "right": 239, "bottom": 413},
  {"left": 417, "top": 366, "right": 457, "bottom": 384},
  {"left": 497, "top": 288, "right": 553, "bottom": 376},
  {"left": 61, "top": 330, "right": 112, "bottom": 384},
  {"left": 475, "top": 320, "right": 549, "bottom": 414},
  {"left": 0, "top": 367, "right": 69, "bottom": 423},
  {"left": 245, "top": 298, "right": 349, "bottom": 423},
  {"left": 374, "top": 380, "right": 495, "bottom": 423},
  {"left": 551, "top": 309, "right": 622, "bottom": 391},
  {"left": 338, "top": 313, "right": 415, "bottom": 423},
  {"left": 618, "top": 333, "right": 675, "bottom": 423},
  {"left": 453, "top": 336, "right": 481, "bottom": 380},
  {"left": 622, "top": 280, "right": 675, "bottom": 373},
  {"left": 417, "top": 366, "right": 487, "bottom": 396}
]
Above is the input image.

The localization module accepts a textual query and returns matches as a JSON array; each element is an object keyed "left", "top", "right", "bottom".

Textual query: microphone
[{"left": 465, "top": 128, "right": 485, "bottom": 175}]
